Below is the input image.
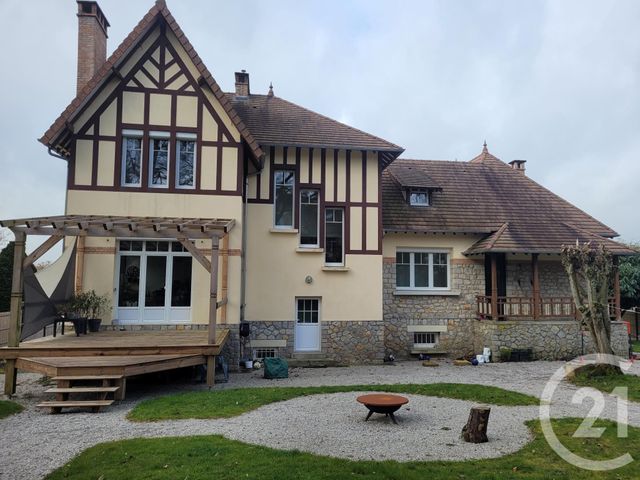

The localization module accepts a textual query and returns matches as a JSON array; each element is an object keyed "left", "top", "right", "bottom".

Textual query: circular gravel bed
[{"left": 213, "top": 392, "right": 537, "bottom": 461}]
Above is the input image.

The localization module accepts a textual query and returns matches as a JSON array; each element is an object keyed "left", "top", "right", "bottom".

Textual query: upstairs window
[
  {"left": 300, "top": 189, "right": 319, "bottom": 246},
  {"left": 149, "top": 134, "right": 170, "bottom": 188},
  {"left": 396, "top": 250, "right": 450, "bottom": 290},
  {"left": 409, "top": 188, "right": 429, "bottom": 206},
  {"left": 122, "top": 133, "right": 142, "bottom": 187},
  {"left": 274, "top": 170, "right": 295, "bottom": 228},
  {"left": 325, "top": 208, "right": 344, "bottom": 265},
  {"left": 177, "top": 134, "right": 196, "bottom": 189}
]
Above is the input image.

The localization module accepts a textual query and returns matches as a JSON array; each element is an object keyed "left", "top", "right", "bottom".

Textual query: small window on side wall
[
  {"left": 300, "top": 189, "right": 319, "bottom": 246},
  {"left": 325, "top": 208, "right": 344, "bottom": 265},
  {"left": 176, "top": 134, "right": 196, "bottom": 189},
  {"left": 149, "top": 137, "right": 170, "bottom": 188},
  {"left": 274, "top": 170, "right": 295, "bottom": 228},
  {"left": 409, "top": 188, "right": 429, "bottom": 206}
]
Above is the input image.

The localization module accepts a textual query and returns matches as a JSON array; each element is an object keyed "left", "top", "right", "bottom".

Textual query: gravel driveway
[{"left": 1, "top": 360, "right": 639, "bottom": 480}]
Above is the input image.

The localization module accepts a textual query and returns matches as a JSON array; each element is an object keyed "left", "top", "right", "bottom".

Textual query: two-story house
[{"left": 10, "top": 0, "right": 633, "bottom": 372}]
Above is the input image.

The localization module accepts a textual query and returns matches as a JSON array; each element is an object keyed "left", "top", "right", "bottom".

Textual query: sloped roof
[
  {"left": 225, "top": 93, "right": 404, "bottom": 165},
  {"left": 40, "top": 0, "right": 263, "bottom": 161},
  {"left": 381, "top": 147, "right": 633, "bottom": 254},
  {"left": 387, "top": 163, "right": 441, "bottom": 190}
]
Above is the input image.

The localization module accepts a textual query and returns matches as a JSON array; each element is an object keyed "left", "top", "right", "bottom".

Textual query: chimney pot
[
  {"left": 235, "top": 70, "right": 250, "bottom": 97},
  {"left": 508, "top": 159, "right": 527, "bottom": 175},
  {"left": 76, "top": 1, "right": 110, "bottom": 95}
]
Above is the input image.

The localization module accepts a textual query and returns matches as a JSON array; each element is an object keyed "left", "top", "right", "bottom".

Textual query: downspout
[{"left": 240, "top": 159, "right": 262, "bottom": 323}]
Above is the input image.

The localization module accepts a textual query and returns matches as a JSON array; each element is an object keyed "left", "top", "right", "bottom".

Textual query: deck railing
[
  {"left": 0, "top": 312, "right": 9, "bottom": 347},
  {"left": 476, "top": 296, "right": 616, "bottom": 320}
]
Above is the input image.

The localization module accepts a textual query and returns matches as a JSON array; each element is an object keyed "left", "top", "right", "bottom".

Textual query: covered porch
[{"left": 0, "top": 215, "right": 234, "bottom": 398}]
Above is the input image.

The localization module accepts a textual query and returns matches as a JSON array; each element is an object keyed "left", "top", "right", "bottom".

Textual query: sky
[{"left": 0, "top": 0, "right": 639, "bottom": 256}]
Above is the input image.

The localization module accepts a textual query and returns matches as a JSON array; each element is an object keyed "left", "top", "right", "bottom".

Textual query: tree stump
[{"left": 461, "top": 406, "right": 491, "bottom": 443}]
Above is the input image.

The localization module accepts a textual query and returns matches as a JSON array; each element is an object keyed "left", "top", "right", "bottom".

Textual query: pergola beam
[
  {"left": 5, "top": 231, "right": 26, "bottom": 395},
  {"left": 22, "top": 235, "right": 64, "bottom": 270},
  {"left": 177, "top": 238, "right": 211, "bottom": 272}
]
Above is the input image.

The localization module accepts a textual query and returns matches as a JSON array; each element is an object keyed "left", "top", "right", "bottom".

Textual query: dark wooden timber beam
[
  {"left": 490, "top": 254, "right": 498, "bottom": 321},
  {"left": 5, "top": 231, "right": 26, "bottom": 395},
  {"left": 177, "top": 238, "right": 211, "bottom": 272},
  {"left": 22, "top": 235, "right": 63, "bottom": 270},
  {"left": 532, "top": 253, "right": 540, "bottom": 320}
]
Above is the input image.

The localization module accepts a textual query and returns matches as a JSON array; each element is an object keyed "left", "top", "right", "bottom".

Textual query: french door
[{"left": 116, "top": 240, "right": 192, "bottom": 323}]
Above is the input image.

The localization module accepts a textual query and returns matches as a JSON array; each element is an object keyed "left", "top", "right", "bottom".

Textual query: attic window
[{"left": 409, "top": 188, "right": 429, "bottom": 206}]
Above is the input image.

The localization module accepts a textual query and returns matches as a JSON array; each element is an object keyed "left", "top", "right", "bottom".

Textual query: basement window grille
[
  {"left": 413, "top": 332, "right": 438, "bottom": 347},
  {"left": 254, "top": 348, "right": 277, "bottom": 359}
]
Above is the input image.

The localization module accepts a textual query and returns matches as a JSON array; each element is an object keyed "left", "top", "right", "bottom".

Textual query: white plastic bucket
[
  {"left": 244, "top": 360, "right": 253, "bottom": 369},
  {"left": 483, "top": 347, "right": 491, "bottom": 363},
  {"left": 476, "top": 354, "right": 485, "bottom": 364}
]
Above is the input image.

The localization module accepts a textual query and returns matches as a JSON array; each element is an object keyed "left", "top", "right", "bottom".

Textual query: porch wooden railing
[
  {"left": 476, "top": 296, "right": 617, "bottom": 321},
  {"left": 0, "top": 312, "right": 9, "bottom": 346}
]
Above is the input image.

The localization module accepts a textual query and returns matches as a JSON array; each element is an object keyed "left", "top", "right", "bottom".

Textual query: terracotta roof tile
[
  {"left": 382, "top": 149, "right": 631, "bottom": 254},
  {"left": 224, "top": 93, "right": 404, "bottom": 154}
]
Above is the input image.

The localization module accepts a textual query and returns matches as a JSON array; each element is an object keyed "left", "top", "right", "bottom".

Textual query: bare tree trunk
[{"left": 461, "top": 406, "right": 491, "bottom": 443}]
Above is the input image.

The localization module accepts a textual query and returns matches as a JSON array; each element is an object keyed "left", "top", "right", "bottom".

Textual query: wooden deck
[{"left": 0, "top": 329, "right": 229, "bottom": 359}]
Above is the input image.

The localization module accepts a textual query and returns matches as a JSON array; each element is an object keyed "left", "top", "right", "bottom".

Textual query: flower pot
[
  {"left": 88, "top": 318, "right": 102, "bottom": 332},
  {"left": 72, "top": 318, "right": 88, "bottom": 336}
]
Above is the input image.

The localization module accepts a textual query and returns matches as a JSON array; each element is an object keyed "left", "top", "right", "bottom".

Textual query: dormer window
[{"left": 409, "top": 188, "right": 429, "bottom": 206}]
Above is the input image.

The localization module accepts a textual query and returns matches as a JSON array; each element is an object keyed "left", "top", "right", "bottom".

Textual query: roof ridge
[{"left": 271, "top": 95, "right": 403, "bottom": 152}]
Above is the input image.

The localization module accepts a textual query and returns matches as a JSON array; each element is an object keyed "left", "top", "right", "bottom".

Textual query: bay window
[
  {"left": 396, "top": 250, "right": 450, "bottom": 289},
  {"left": 274, "top": 170, "right": 295, "bottom": 228}
]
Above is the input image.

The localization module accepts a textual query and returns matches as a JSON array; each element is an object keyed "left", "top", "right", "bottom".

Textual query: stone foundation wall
[
  {"left": 245, "top": 320, "right": 385, "bottom": 365},
  {"left": 475, "top": 320, "right": 630, "bottom": 360},
  {"left": 382, "top": 260, "right": 484, "bottom": 358}
]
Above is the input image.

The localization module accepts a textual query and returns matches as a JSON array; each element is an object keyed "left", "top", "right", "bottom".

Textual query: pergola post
[
  {"left": 5, "top": 231, "right": 26, "bottom": 396},
  {"left": 490, "top": 254, "right": 498, "bottom": 320},
  {"left": 75, "top": 236, "right": 86, "bottom": 294},
  {"left": 532, "top": 253, "right": 540, "bottom": 319},
  {"left": 207, "top": 234, "right": 220, "bottom": 387},
  {"left": 613, "top": 256, "right": 622, "bottom": 321}
]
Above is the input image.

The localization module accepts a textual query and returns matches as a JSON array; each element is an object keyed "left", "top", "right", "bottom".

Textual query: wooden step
[
  {"left": 52, "top": 375, "right": 124, "bottom": 381},
  {"left": 37, "top": 400, "right": 114, "bottom": 413},
  {"left": 45, "top": 387, "right": 120, "bottom": 394}
]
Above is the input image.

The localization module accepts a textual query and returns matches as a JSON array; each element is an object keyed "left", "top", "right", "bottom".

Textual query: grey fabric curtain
[{"left": 21, "top": 241, "right": 76, "bottom": 340}]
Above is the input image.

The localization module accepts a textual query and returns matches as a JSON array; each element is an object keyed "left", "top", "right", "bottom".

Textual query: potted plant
[
  {"left": 86, "top": 290, "right": 111, "bottom": 332},
  {"left": 67, "top": 292, "right": 91, "bottom": 336}
]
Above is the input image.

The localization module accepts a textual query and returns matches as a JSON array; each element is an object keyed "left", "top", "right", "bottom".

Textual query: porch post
[
  {"left": 75, "top": 236, "right": 85, "bottom": 294},
  {"left": 490, "top": 254, "right": 498, "bottom": 320},
  {"left": 5, "top": 231, "right": 26, "bottom": 396},
  {"left": 613, "top": 256, "right": 622, "bottom": 321},
  {"left": 532, "top": 253, "right": 540, "bottom": 319},
  {"left": 208, "top": 235, "right": 220, "bottom": 345}
]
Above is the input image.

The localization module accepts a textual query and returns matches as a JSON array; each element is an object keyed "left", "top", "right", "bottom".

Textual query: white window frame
[
  {"left": 121, "top": 130, "right": 143, "bottom": 187},
  {"left": 299, "top": 189, "right": 320, "bottom": 247},
  {"left": 409, "top": 188, "right": 430, "bottom": 206},
  {"left": 115, "top": 239, "right": 193, "bottom": 324},
  {"left": 324, "top": 207, "right": 344, "bottom": 266},
  {"left": 148, "top": 131, "right": 171, "bottom": 189},
  {"left": 273, "top": 169, "right": 295, "bottom": 229},
  {"left": 414, "top": 332, "right": 439, "bottom": 348},
  {"left": 176, "top": 132, "right": 197, "bottom": 190},
  {"left": 395, "top": 249, "right": 450, "bottom": 291}
]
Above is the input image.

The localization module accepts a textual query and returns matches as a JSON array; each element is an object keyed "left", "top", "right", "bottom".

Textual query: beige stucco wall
[
  {"left": 66, "top": 190, "right": 243, "bottom": 326},
  {"left": 382, "top": 233, "right": 484, "bottom": 260},
  {"left": 244, "top": 204, "right": 382, "bottom": 322}
]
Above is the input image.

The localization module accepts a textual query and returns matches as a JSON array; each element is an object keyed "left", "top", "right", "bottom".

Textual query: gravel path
[{"left": 1, "top": 360, "right": 639, "bottom": 480}]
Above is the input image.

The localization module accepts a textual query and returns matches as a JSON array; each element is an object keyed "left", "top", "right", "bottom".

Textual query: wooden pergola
[{"left": 0, "top": 215, "right": 234, "bottom": 394}]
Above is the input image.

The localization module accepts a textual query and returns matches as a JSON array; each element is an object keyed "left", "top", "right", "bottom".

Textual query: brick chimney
[
  {"left": 76, "top": 1, "right": 110, "bottom": 95},
  {"left": 508, "top": 159, "right": 527, "bottom": 175},
  {"left": 235, "top": 70, "right": 250, "bottom": 97}
]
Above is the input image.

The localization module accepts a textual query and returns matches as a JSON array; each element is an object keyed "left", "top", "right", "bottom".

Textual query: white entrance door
[{"left": 295, "top": 298, "right": 321, "bottom": 352}]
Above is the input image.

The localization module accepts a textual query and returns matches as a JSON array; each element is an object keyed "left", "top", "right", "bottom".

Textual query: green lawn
[
  {"left": 571, "top": 370, "right": 640, "bottom": 403},
  {"left": 0, "top": 399, "right": 23, "bottom": 419},
  {"left": 128, "top": 383, "right": 538, "bottom": 421},
  {"left": 47, "top": 418, "right": 640, "bottom": 480}
]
